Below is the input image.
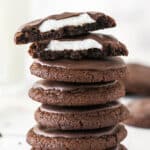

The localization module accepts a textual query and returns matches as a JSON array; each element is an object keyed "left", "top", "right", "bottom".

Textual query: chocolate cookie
[
  {"left": 30, "top": 57, "right": 127, "bottom": 83},
  {"left": 31, "top": 144, "right": 127, "bottom": 150},
  {"left": 29, "top": 80, "right": 125, "bottom": 106},
  {"left": 27, "top": 124, "right": 127, "bottom": 150},
  {"left": 34, "top": 101, "right": 129, "bottom": 130},
  {"left": 126, "top": 63, "right": 150, "bottom": 95},
  {"left": 29, "top": 33, "right": 128, "bottom": 60},
  {"left": 124, "top": 99, "right": 150, "bottom": 128},
  {"left": 15, "top": 12, "right": 116, "bottom": 44}
]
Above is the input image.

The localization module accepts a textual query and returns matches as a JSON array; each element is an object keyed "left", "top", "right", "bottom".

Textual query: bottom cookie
[
  {"left": 27, "top": 124, "right": 127, "bottom": 150},
  {"left": 31, "top": 144, "right": 127, "bottom": 150}
]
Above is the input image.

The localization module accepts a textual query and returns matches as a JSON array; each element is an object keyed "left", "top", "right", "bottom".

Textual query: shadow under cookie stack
[{"left": 15, "top": 12, "right": 129, "bottom": 150}]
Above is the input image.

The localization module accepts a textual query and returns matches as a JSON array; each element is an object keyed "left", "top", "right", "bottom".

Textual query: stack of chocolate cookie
[{"left": 15, "top": 12, "right": 129, "bottom": 150}]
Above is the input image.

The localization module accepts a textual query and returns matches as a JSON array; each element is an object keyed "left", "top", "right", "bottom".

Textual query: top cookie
[{"left": 14, "top": 12, "right": 116, "bottom": 44}]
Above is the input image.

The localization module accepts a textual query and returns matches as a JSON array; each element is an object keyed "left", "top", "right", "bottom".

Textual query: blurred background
[{"left": 0, "top": 0, "right": 150, "bottom": 149}]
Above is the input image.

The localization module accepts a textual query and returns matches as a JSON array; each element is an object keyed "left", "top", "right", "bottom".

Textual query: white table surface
[{"left": 0, "top": 96, "right": 150, "bottom": 150}]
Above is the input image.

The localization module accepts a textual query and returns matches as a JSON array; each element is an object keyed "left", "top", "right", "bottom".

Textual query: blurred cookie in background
[
  {"left": 124, "top": 99, "right": 150, "bottom": 128},
  {"left": 126, "top": 63, "right": 150, "bottom": 95}
]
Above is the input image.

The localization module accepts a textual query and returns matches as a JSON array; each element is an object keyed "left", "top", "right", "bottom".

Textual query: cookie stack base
[
  {"left": 14, "top": 11, "right": 129, "bottom": 150},
  {"left": 27, "top": 124, "right": 127, "bottom": 150},
  {"left": 31, "top": 144, "right": 127, "bottom": 150}
]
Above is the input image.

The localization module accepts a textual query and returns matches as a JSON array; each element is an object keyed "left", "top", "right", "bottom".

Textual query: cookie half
[
  {"left": 29, "top": 80, "right": 125, "bottom": 106},
  {"left": 15, "top": 12, "right": 116, "bottom": 44},
  {"left": 126, "top": 63, "right": 150, "bottom": 95},
  {"left": 27, "top": 124, "right": 127, "bottom": 150},
  {"left": 30, "top": 57, "right": 127, "bottom": 83},
  {"left": 124, "top": 99, "right": 150, "bottom": 128},
  {"left": 35, "top": 101, "right": 129, "bottom": 130},
  {"left": 29, "top": 33, "right": 128, "bottom": 60}
]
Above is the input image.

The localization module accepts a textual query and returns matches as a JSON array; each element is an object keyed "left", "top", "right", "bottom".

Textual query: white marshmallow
[
  {"left": 39, "top": 13, "right": 95, "bottom": 32},
  {"left": 45, "top": 39, "right": 102, "bottom": 51}
]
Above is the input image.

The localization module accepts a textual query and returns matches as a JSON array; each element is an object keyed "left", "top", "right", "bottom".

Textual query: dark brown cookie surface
[
  {"left": 35, "top": 101, "right": 129, "bottom": 130},
  {"left": 29, "top": 33, "right": 128, "bottom": 60},
  {"left": 126, "top": 63, "right": 150, "bottom": 95},
  {"left": 31, "top": 144, "right": 127, "bottom": 150},
  {"left": 27, "top": 124, "right": 127, "bottom": 150},
  {"left": 124, "top": 99, "right": 150, "bottom": 128},
  {"left": 29, "top": 80, "right": 125, "bottom": 106},
  {"left": 15, "top": 12, "right": 116, "bottom": 44},
  {"left": 30, "top": 57, "right": 127, "bottom": 83}
]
